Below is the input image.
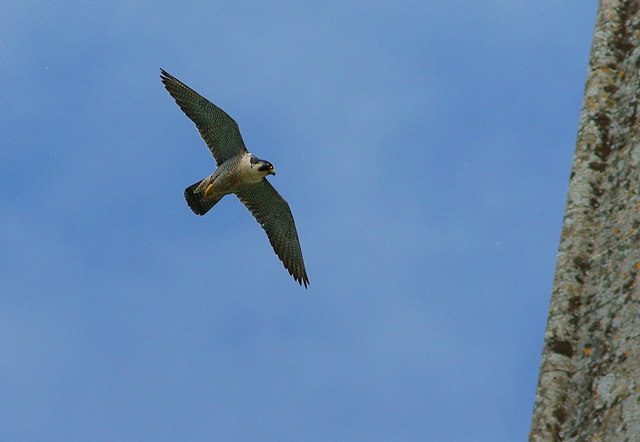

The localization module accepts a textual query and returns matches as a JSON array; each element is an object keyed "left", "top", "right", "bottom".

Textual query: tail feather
[{"left": 184, "top": 180, "right": 223, "bottom": 215}]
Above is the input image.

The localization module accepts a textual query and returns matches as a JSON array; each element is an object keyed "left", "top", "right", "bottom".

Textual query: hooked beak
[{"left": 270, "top": 168, "right": 276, "bottom": 176}]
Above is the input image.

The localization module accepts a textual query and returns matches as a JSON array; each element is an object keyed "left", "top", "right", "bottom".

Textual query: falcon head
[
  {"left": 250, "top": 155, "right": 276, "bottom": 176},
  {"left": 259, "top": 161, "right": 276, "bottom": 176}
]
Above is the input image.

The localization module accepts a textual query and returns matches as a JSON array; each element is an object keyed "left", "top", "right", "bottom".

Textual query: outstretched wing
[
  {"left": 160, "top": 69, "right": 247, "bottom": 166},
  {"left": 235, "top": 180, "right": 309, "bottom": 288}
]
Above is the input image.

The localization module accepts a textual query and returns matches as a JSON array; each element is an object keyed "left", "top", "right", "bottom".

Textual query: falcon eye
[{"left": 258, "top": 165, "right": 270, "bottom": 172}]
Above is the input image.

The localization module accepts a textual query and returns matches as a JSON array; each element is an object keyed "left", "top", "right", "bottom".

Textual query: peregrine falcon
[{"left": 160, "top": 69, "right": 309, "bottom": 288}]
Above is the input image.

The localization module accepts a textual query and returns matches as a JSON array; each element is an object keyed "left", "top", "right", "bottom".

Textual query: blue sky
[{"left": 2, "top": 2, "right": 597, "bottom": 440}]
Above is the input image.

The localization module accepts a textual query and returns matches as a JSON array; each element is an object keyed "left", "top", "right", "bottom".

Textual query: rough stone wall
[{"left": 530, "top": 1, "right": 640, "bottom": 440}]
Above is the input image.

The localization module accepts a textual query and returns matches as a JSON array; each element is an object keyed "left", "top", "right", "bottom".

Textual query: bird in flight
[{"left": 160, "top": 69, "right": 309, "bottom": 288}]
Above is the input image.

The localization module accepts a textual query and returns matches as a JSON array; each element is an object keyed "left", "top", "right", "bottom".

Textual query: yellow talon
[{"left": 204, "top": 184, "right": 215, "bottom": 196}]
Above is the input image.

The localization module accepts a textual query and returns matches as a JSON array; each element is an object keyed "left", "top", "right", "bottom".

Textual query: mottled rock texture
[{"left": 531, "top": 1, "right": 640, "bottom": 440}]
